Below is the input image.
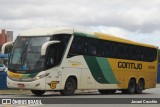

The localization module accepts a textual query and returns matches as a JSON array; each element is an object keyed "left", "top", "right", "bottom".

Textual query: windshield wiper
[{"left": 17, "top": 49, "right": 27, "bottom": 64}]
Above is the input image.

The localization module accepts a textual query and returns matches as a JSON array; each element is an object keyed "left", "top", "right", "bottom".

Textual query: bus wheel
[
  {"left": 127, "top": 79, "right": 136, "bottom": 94},
  {"left": 98, "top": 90, "right": 116, "bottom": 94},
  {"left": 60, "top": 78, "right": 76, "bottom": 96},
  {"left": 31, "top": 90, "right": 45, "bottom": 96},
  {"left": 136, "top": 79, "right": 144, "bottom": 94}
]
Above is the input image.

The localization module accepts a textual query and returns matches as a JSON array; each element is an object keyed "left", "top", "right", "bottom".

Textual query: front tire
[
  {"left": 60, "top": 78, "right": 76, "bottom": 96},
  {"left": 31, "top": 90, "right": 45, "bottom": 96}
]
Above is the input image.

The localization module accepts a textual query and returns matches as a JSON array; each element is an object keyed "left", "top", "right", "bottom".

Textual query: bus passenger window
[
  {"left": 87, "top": 38, "right": 98, "bottom": 56},
  {"left": 68, "top": 36, "right": 86, "bottom": 57}
]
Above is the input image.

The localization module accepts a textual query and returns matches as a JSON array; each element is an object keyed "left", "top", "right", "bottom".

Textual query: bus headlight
[{"left": 34, "top": 73, "right": 50, "bottom": 80}]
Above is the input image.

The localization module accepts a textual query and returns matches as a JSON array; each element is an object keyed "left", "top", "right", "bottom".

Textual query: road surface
[{"left": 0, "top": 84, "right": 160, "bottom": 107}]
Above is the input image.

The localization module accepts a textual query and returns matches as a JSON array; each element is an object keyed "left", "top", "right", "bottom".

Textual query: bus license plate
[{"left": 18, "top": 83, "right": 25, "bottom": 88}]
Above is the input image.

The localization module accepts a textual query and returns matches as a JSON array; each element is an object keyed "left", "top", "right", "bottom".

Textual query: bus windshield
[{"left": 9, "top": 36, "right": 51, "bottom": 72}]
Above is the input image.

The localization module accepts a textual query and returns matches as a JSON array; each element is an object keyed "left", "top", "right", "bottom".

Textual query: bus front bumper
[{"left": 7, "top": 77, "right": 46, "bottom": 90}]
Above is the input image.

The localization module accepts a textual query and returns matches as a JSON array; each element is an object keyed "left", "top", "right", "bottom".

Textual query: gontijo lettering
[{"left": 118, "top": 61, "right": 142, "bottom": 70}]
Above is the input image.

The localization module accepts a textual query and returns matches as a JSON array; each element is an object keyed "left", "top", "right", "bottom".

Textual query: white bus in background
[{"left": 1, "top": 42, "right": 13, "bottom": 71}]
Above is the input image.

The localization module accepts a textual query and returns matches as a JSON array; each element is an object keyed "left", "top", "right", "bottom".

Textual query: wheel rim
[
  {"left": 66, "top": 82, "right": 73, "bottom": 93},
  {"left": 130, "top": 82, "right": 135, "bottom": 92},
  {"left": 137, "top": 80, "right": 143, "bottom": 93},
  {"left": 138, "top": 83, "right": 142, "bottom": 91}
]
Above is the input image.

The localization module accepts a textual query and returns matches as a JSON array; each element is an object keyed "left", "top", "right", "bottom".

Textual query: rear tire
[
  {"left": 60, "top": 78, "right": 76, "bottom": 96},
  {"left": 136, "top": 79, "right": 144, "bottom": 94},
  {"left": 127, "top": 79, "right": 136, "bottom": 94},
  {"left": 31, "top": 90, "right": 45, "bottom": 96},
  {"left": 98, "top": 90, "right": 116, "bottom": 94}
]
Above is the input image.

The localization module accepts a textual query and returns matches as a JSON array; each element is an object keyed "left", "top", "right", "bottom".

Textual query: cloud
[
  {"left": 0, "top": 0, "right": 160, "bottom": 47},
  {"left": 89, "top": 26, "right": 129, "bottom": 39}
]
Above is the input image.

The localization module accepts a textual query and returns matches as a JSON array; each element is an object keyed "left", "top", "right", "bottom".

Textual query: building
[
  {"left": 6, "top": 31, "right": 13, "bottom": 42},
  {"left": 0, "top": 29, "right": 13, "bottom": 65},
  {"left": 0, "top": 29, "right": 6, "bottom": 46},
  {"left": 0, "top": 29, "right": 13, "bottom": 46}
]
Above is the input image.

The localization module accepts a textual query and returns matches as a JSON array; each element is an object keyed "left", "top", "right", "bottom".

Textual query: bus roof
[
  {"left": 19, "top": 27, "right": 74, "bottom": 36},
  {"left": 19, "top": 27, "right": 157, "bottom": 49},
  {"left": 94, "top": 32, "right": 158, "bottom": 48},
  {"left": 19, "top": 27, "right": 93, "bottom": 36}
]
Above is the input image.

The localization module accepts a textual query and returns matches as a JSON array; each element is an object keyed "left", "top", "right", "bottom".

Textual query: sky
[{"left": 0, "top": 0, "right": 160, "bottom": 47}]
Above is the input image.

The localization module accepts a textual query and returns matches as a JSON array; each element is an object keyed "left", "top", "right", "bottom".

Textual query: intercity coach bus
[{"left": 6, "top": 27, "right": 158, "bottom": 96}]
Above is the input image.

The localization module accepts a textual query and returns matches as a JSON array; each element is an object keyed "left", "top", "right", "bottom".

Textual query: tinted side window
[
  {"left": 68, "top": 36, "right": 86, "bottom": 57},
  {"left": 86, "top": 38, "right": 104, "bottom": 57},
  {"left": 68, "top": 36, "right": 157, "bottom": 62},
  {"left": 51, "top": 34, "right": 71, "bottom": 50}
]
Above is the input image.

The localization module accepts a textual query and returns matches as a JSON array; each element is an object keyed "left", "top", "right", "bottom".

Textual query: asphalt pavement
[{"left": 0, "top": 84, "right": 160, "bottom": 107}]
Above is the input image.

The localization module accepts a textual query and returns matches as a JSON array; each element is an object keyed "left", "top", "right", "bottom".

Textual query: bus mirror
[
  {"left": 1, "top": 41, "right": 14, "bottom": 54},
  {"left": 41, "top": 41, "right": 60, "bottom": 56}
]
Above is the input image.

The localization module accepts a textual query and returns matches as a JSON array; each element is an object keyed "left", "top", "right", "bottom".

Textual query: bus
[
  {"left": 1, "top": 41, "right": 13, "bottom": 67},
  {"left": 6, "top": 27, "right": 158, "bottom": 96}
]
